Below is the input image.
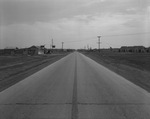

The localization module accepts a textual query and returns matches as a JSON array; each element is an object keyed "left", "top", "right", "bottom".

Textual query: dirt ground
[
  {"left": 0, "top": 54, "right": 68, "bottom": 92},
  {"left": 83, "top": 51, "right": 150, "bottom": 92}
]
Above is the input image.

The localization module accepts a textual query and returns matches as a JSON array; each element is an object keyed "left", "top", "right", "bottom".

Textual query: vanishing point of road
[{"left": 0, "top": 52, "right": 150, "bottom": 119}]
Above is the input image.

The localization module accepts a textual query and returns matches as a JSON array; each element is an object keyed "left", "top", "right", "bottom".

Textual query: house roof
[
  {"left": 29, "top": 45, "right": 42, "bottom": 49},
  {"left": 28, "top": 45, "right": 46, "bottom": 51}
]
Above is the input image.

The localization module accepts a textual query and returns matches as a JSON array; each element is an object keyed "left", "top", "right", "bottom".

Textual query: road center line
[{"left": 71, "top": 54, "right": 78, "bottom": 119}]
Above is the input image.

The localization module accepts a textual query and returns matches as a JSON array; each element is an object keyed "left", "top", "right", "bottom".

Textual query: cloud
[
  {"left": 2, "top": 11, "right": 149, "bottom": 49},
  {"left": 1, "top": 0, "right": 149, "bottom": 25},
  {"left": 0, "top": 0, "right": 150, "bottom": 49},
  {"left": 0, "top": 23, "right": 46, "bottom": 48}
]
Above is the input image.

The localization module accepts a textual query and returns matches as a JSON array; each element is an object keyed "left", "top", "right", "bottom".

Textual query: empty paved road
[{"left": 0, "top": 52, "right": 150, "bottom": 119}]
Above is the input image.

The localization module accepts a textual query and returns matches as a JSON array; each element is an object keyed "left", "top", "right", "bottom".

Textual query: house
[
  {"left": 146, "top": 47, "right": 150, "bottom": 53},
  {"left": 120, "top": 46, "right": 128, "bottom": 52},
  {"left": 3, "top": 49, "right": 15, "bottom": 55},
  {"left": 28, "top": 45, "right": 45, "bottom": 55},
  {"left": 14, "top": 48, "right": 28, "bottom": 55},
  {"left": 133, "top": 46, "right": 145, "bottom": 53},
  {"left": 120, "top": 46, "right": 146, "bottom": 53}
]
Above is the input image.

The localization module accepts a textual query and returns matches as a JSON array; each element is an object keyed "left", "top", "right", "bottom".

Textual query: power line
[
  {"left": 64, "top": 39, "right": 92, "bottom": 43},
  {"left": 63, "top": 32, "right": 150, "bottom": 43},
  {"left": 102, "top": 32, "right": 150, "bottom": 37},
  {"left": 102, "top": 41, "right": 121, "bottom": 47}
]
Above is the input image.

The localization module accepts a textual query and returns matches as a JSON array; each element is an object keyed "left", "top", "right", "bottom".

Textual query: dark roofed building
[
  {"left": 28, "top": 45, "right": 45, "bottom": 55},
  {"left": 120, "top": 46, "right": 129, "bottom": 52},
  {"left": 120, "top": 46, "right": 146, "bottom": 53}
]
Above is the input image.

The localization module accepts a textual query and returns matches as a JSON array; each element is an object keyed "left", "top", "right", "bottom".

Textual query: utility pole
[
  {"left": 49, "top": 36, "right": 51, "bottom": 49},
  {"left": 87, "top": 44, "right": 89, "bottom": 50},
  {"left": 62, "top": 42, "right": 64, "bottom": 50},
  {"left": 52, "top": 38, "right": 53, "bottom": 49},
  {"left": 51, "top": 38, "right": 53, "bottom": 53},
  {"left": 97, "top": 36, "right": 101, "bottom": 52}
]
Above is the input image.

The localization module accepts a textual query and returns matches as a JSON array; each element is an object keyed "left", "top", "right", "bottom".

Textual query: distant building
[
  {"left": 146, "top": 47, "right": 150, "bottom": 53},
  {"left": 133, "top": 46, "right": 145, "bottom": 53},
  {"left": 28, "top": 45, "right": 46, "bottom": 55},
  {"left": 0, "top": 45, "right": 48, "bottom": 56},
  {"left": 14, "top": 48, "right": 28, "bottom": 55},
  {"left": 120, "top": 46, "right": 129, "bottom": 52},
  {"left": 120, "top": 46, "right": 146, "bottom": 53},
  {"left": 0, "top": 49, "right": 15, "bottom": 55}
]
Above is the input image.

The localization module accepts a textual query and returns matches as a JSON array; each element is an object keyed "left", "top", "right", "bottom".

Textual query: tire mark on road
[{"left": 71, "top": 54, "right": 78, "bottom": 119}]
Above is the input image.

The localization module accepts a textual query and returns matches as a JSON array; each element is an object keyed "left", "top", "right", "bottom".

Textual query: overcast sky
[{"left": 0, "top": 0, "right": 150, "bottom": 49}]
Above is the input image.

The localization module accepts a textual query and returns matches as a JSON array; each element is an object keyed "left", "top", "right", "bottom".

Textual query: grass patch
[{"left": 83, "top": 51, "right": 150, "bottom": 92}]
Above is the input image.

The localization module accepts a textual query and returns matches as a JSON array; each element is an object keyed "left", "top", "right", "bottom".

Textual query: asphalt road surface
[{"left": 0, "top": 52, "right": 150, "bottom": 119}]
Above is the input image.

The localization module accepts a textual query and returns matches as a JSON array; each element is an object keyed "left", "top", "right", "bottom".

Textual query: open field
[
  {"left": 102, "top": 52, "right": 150, "bottom": 71},
  {"left": 0, "top": 53, "right": 68, "bottom": 92},
  {"left": 1, "top": 52, "right": 150, "bottom": 118},
  {"left": 83, "top": 51, "right": 150, "bottom": 92}
]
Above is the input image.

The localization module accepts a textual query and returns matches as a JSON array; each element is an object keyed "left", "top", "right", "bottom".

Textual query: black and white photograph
[{"left": 0, "top": 0, "right": 150, "bottom": 118}]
